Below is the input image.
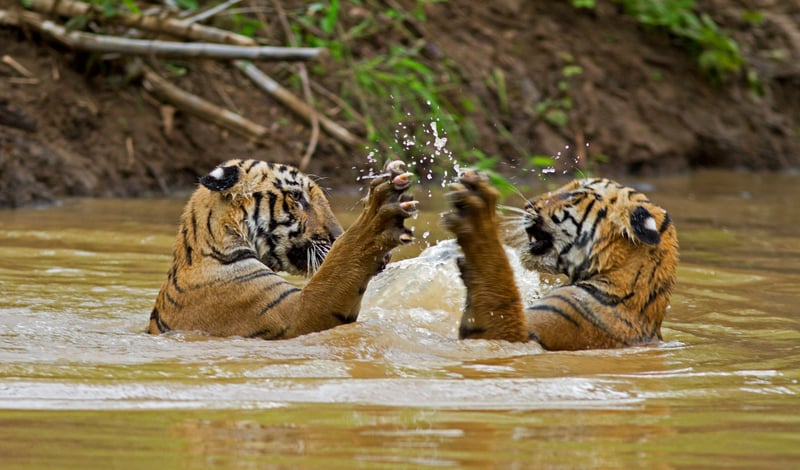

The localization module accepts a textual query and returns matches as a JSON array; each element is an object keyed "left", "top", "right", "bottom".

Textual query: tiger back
[
  {"left": 149, "top": 159, "right": 416, "bottom": 339},
  {"left": 443, "top": 172, "right": 678, "bottom": 351}
]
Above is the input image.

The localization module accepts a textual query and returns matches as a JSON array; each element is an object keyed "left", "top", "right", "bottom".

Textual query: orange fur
[
  {"left": 443, "top": 173, "right": 678, "bottom": 350},
  {"left": 148, "top": 159, "right": 415, "bottom": 339}
]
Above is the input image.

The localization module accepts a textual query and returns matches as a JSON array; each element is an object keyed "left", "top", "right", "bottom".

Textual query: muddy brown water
[{"left": 1, "top": 170, "right": 799, "bottom": 468}]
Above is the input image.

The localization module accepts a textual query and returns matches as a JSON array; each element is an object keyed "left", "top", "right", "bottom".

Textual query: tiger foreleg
[
  {"left": 294, "top": 160, "right": 417, "bottom": 334},
  {"left": 442, "top": 170, "right": 528, "bottom": 342}
]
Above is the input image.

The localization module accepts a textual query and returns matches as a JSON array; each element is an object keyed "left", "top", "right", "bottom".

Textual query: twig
[
  {"left": 2, "top": 55, "right": 35, "bottom": 77},
  {"left": 142, "top": 65, "right": 268, "bottom": 141},
  {"left": 234, "top": 60, "right": 360, "bottom": 147},
  {"left": 309, "top": 79, "right": 366, "bottom": 126},
  {"left": 181, "top": 0, "right": 243, "bottom": 25},
  {"left": 17, "top": 10, "right": 322, "bottom": 60},
  {"left": 26, "top": 0, "right": 257, "bottom": 46},
  {"left": 297, "top": 65, "right": 319, "bottom": 171},
  {"left": 9, "top": 2, "right": 359, "bottom": 148},
  {"left": 270, "top": 0, "right": 319, "bottom": 170}
]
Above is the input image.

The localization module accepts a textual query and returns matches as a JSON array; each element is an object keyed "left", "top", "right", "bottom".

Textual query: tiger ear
[
  {"left": 200, "top": 165, "right": 239, "bottom": 192},
  {"left": 629, "top": 206, "right": 660, "bottom": 245}
]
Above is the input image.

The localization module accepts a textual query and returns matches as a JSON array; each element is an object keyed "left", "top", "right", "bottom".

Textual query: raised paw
[
  {"left": 356, "top": 160, "right": 417, "bottom": 249},
  {"left": 441, "top": 169, "right": 500, "bottom": 240}
]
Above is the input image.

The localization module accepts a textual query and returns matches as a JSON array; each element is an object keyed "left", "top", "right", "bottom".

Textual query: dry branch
[
  {"left": 142, "top": 66, "right": 268, "bottom": 141},
  {"left": 26, "top": 0, "right": 256, "bottom": 46},
  {"left": 235, "top": 60, "right": 360, "bottom": 147},
  {"left": 14, "top": 10, "right": 322, "bottom": 61},
  {"left": 4, "top": 3, "right": 361, "bottom": 149}
]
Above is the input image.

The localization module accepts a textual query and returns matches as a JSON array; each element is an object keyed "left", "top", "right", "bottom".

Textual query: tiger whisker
[
  {"left": 497, "top": 204, "right": 529, "bottom": 216},
  {"left": 507, "top": 183, "right": 533, "bottom": 208}
]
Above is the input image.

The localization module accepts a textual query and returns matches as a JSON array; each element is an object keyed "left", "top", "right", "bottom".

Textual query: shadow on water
[{"left": 0, "top": 170, "right": 799, "bottom": 468}]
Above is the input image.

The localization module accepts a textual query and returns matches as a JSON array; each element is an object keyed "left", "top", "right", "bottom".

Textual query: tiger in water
[
  {"left": 148, "top": 159, "right": 416, "bottom": 339},
  {"left": 442, "top": 171, "right": 678, "bottom": 350}
]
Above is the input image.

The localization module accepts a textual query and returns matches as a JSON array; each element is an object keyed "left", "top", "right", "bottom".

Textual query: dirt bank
[{"left": 1, "top": 0, "right": 798, "bottom": 207}]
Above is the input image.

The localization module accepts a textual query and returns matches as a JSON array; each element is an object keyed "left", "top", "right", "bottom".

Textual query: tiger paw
[
  {"left": 358, "top": 160, "right": 417, "bottom": 249},
  {"left": 441, "top": 169, "right": 499, "bottom": 242}
]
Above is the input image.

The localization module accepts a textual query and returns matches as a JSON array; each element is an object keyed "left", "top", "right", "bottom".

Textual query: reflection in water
[{"left": 1, "top": 171, "right": 799, "bottom": 467}]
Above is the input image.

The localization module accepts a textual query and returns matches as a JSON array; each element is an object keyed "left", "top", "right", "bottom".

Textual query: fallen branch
[
  {"left": 2, "top": 55, "right": 35, "bottom": 77},
  {"left": 181, "top": 0, "right": 243, "bottom": 25},
  {"left": 15, "top": 10, "right": 323, "bottom": 61},
  {"left": 26, "top": 0, "right": 256, "bottom": 46},
  {"left": 270, "top": 0, "right": 318, "bottom": 171},
  {"left": 17, "top": 2, "right": 361, "bottom": 148},
  {"left": 141, "top": 66, "right": 268, "bottom": 141},
  {"left": 235, "top": 60, "right": 360, "bottom": 147}
]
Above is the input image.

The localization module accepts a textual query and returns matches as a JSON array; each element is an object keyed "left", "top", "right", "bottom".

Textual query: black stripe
[
  {"left": 659, "top": 213, "right": 672, "bottom": 234},
  {"left": 170, "top": 266, "right": 184, "bottom": 293},
  {"left": 150, "top": 308, "right": 171, "bottom": 333},
  {"left": 252, "top": 191, "right": 263, "bottom": 228},
  {"left": 246, "top": 160, "right": 261, "bottom": 173},
  {"left": 527, "top": 331, "right": 552, "bottom": 350},
  {"left": 206, "top": 208, "right": 216, "bottom": 243},
  {"left": 576, "top": 199, "right": 596, "bottom": 234},
  {"left": 641, "top": 281, "right": 672, "bottom": 312},
  {"left": 550, "top": 293, "right": 615, "bottom": 337},
  {"left": 267, "top": 191, "right": 279, "bottom": 230},
  {"left": 575, "top": 282, "right": 626, "bottom": 307},
  {"left": 587, "top": 207, "right": 607, "bottom": 240},
  {"left": 182, "top": 228, "right": 193, "bottom": 266},
  {"left": 257, "top": 287, "right": 300, "bottom": 315},
  {"left": 527, "top": 304, "right": 579, "bottom": 327},
  {"left": 206, "top": 247, "right": 258, "bottom": 265},
  {"left": 246, "top": 324, "right": 288, "bottom": 340},
  {"left": 191, "top": 210, "right": 198, "bottom": 245},
  {"left": 165, "top": 291, "right": 182, "bottom": 308},
  {"left": 225, "top": 269, "right": 279, "bottom": 285}
]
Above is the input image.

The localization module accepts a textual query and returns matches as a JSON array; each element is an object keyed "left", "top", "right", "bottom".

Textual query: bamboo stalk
[
  {"left": 16, "top": 10, "right": 322, "bottom": 61},
  {"left": 26, "top": 0, "right": 257, "bottom": 46},
  {"left": 142, "top": 66, "right": 268, "bottom": 141}
]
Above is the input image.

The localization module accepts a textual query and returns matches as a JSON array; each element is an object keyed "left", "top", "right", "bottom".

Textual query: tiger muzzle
[{"left": 525, "top": 216, "right": 553, "bottom": 256}]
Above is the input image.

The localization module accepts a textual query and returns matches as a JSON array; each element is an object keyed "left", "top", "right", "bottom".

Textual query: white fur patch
[
  {"left": 644, "top": 216, "right": 658, "bottom": 232},
  {"left": 209, "top": 167, "right": 225, "bottom": 179}
]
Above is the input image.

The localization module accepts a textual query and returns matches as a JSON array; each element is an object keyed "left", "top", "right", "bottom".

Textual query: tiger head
[
  {"left": 190, "top": 159, "right": 342, "bottom": 276},
  {"left": 519, "top": 178, "right": 677, "bottom": 283}
]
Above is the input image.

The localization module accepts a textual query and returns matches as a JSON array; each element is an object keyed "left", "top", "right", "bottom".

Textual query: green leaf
[{"left": 322, "top": 0, "right": 340, "bottom": 34}]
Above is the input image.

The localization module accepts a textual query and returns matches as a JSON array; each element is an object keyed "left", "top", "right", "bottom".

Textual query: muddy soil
[{"left": 1, "top": 0, "right": 798, "bottom": 207}]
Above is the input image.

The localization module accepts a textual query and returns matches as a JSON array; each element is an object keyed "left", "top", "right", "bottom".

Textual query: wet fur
[
  {"left": 149, "top": 159, "right": 415, "bottom": 339},
  {"left": 443, "top": 173, "right": 678, "bottom": 350}
]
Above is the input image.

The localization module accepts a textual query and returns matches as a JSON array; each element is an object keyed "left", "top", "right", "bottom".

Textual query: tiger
[
  {"left": 148, "top": 159, "right": 416, "bottom": 339},
  {"left": 442, "top": 170, "right": 678, "bottom": 350}
]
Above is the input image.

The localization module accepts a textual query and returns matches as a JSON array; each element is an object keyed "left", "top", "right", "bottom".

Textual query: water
[{"left": 1, "top": 171, "right": 799, "bottom": 468}]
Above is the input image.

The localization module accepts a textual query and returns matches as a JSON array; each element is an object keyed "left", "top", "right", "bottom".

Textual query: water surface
[{"left": 1, "top": 171, "right": 799, "bottom": 468}]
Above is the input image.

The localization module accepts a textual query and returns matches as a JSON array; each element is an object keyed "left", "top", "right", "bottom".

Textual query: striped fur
[
  {"left": 148, "top": 159, "right": 416, "bottom": 339},
  {"left": 443, "top": 173, "right": 678, "bottom": 350}
]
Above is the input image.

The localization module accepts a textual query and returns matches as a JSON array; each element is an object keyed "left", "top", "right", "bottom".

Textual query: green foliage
[
  {"left": 571, "top": 0, "right": 597, "bottom": 9},
  {"left": 535, "top": 61, "right": 581, "bottom": 128},
  {"left": 295, "top": 0, "right": 546, "bottom": 182},
  {"left": 740, "top": 11, "right": 764, "bottom": 26},
  {"left": 588, "top": 0, "right": 745, "bottom": 82}
]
